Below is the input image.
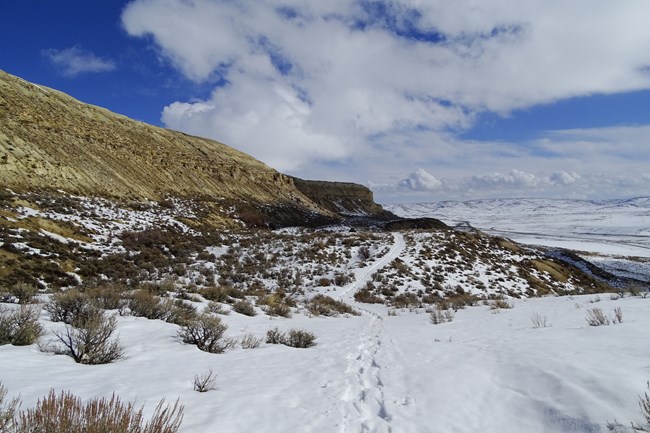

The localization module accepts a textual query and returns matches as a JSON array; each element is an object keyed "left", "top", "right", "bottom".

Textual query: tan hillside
[{"left": 0, "top": 69, "right": 348, "bottom": 225}]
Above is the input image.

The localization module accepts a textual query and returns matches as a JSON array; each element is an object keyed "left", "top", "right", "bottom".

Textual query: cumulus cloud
[
  {"left": 550, "top": 171, "right": 581, "bottom": 186},
  {"left": 399, "top": 168, "right": 443, "bottom": 191},
  {"left": 42, "top": 46, "right": 115, "bottom": 77},
  {"left": 121, "top": 0, "right": 650, "bottom": 199}
]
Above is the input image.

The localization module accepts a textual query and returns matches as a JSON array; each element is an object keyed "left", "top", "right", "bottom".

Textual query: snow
[
  {"left": 2, "top": 233, "right": 649, "bottom": 432},
  {"left": 386, "top": 198, "right": 650, "bottom": 282},
  {"left": 386, "top": 198, "right": 650, "bottom": 257}
]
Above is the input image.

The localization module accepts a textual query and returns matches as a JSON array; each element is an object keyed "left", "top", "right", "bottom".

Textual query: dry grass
[
  {"left": 585, "top": 307, "right": 610, "bottom": 326},
  {"left": 17, "top": 390, "right": 183, "bottom": 433}
]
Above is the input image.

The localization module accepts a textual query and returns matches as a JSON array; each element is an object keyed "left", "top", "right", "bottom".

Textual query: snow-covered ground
[
  {"left": 386, "top": 198, "right": 650, "bottom": 282},
  {"left": 2, "top": 234, "right": 649, "bottom": 433}
]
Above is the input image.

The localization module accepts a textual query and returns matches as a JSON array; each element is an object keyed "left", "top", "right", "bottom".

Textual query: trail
[{"left": 334, "top": 232, "right": 405, "bottom": 433}]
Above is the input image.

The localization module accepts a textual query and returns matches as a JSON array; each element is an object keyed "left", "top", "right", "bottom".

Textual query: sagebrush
[{"left": 1, "top": 386, "right": 183, "bottom": 433}]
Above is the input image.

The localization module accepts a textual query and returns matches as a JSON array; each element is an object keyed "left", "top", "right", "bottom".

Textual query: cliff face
[
  {"left": 0, "top": 70, "right": 347, "bottom": 227},
  {"left": 292, "top": 178, "right": 395, "bottom": 219}
]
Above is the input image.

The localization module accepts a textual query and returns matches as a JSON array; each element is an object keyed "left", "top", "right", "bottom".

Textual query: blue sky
[{"left": 2, "top": 0, "right": 650, "bottom": 203}]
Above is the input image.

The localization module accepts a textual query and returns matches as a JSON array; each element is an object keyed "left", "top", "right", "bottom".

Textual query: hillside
[{"left": 0, "top": 69, "right": 389, "bottom": 228}]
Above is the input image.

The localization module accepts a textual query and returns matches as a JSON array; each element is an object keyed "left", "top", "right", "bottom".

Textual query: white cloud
[
  {"left": 399, "top": 168, "right": 443, "bottom": 191},
  {"left": 121, "top": 0, "right": 650, "bottom": 199},
  {"left": 550, "top": 171, "right": 581, "bottom": 186},
  {"left": 42, "top": 46, "right": 115, "bottom": 77}
]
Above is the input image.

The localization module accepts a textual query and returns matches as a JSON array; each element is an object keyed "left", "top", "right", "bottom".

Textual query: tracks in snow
[{"left": 336, "top": 233, "right": 405, "bottom": 433}]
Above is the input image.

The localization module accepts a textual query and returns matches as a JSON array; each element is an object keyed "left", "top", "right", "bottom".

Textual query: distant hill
[{"left": 0, "top": 69, "right": 389, "bottom": 227}]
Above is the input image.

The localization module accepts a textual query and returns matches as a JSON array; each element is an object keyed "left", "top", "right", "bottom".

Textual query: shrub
[
  {"left": 164, "top": 300, "right": 198, "bottom": 326},
  {"left": 12, "top": 283, "right": 38, "bottom": 304},
  {"left": 232, "top": 300, "right": 256, "bottom": 316},
  {"left": 585, "top": 307, "right": 610, "bottom": 326},
  {"left": 86, "top": 284, "right": 126, "bottom": 310},
  {"left": 0, "top": 382, "right": 19, "bottom": 431},
  {"left": 490, "top": 297, "right": 513, "bottom": 310},
  {"left": 284, "top": 329, "right": 316, "bottom": 348},
  {"left": 178, "top": 314, "right": 234, "bottom": 354},
  {"left": 262, "top": 303, "right": 292, "bottom": 318},
  {"left": 429, "top": 307, "right": 454, "bottom": 325},
  {"left": 641, "top": 381, "right": 650, "bottom": 425},
  {"left": 358, "top": 246, "right": 371, "bottom": 261},
  {"left": 193, "top": 369, "right": 217, "bottom": 393},
  {"left": 307, "top": 295, "right": 358, "bottom": 317},
  {"left": 16, "top": 389, "right": 183, "bottom": 433},
  {"left": 530, "top": 312, "right": 550, "bottom": 328},
  {"left": 204, "top": 302, "right": 229, "bottom": 315},
  {"left": 46, "top": 289, "right": 92, "bottom": 325},
  {"left": 354, "top": 289, "right": 384, "bottom": 304},
  {"left": 266, "top": 327, "right": 285, "bottom": 344},
  {"left": 612, "top": 306, "right": 623, "bottom": 324},
  {"left": 240, "top": 334, "right": 263, "bottom": 349},
  {"left": 52, "top": 308, "right": 124, "bottom": 364},
  {"left": 128, "top": 290, "right": 169, "bottom": 320},
  {"left": 0, "top": 305, "right": 44, "bottom": 346}
]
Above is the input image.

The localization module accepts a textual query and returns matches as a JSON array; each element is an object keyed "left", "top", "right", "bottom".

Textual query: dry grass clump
[
  {"left": 585, "top": 307, "right": 623, "bottom": 326},
  {"left": 0, "top": 305, "right": 44, "bottom": 346},
  {"left": 240, "top": 333, "right": 263, "bottom": 349},
  {"left": 530, "top": 312, "right": 550, "bottom": 328},
  {"left": 0, "top": 384, "right": 183, "bottom": 433},
  {"left": 489, "top": 297, "right": 513, "bottom": 310},
  {"left": 307, "top": 295, "right": 358, "bottom": 317},
  {"left": 428, "top": 307, "right": 454, "bottom": 325}
]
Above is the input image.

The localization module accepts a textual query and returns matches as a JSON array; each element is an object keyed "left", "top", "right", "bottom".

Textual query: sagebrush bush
[
  {"left": 240, "top": 334, "right": 262, "bottom": 349},
  {"left": 164, "top": 300, "right": 198, "bottom": 326},
  {"left": 13, "top": 388, "right": 183, "bottom": 433},
  {"left": 262, "top": 303, "right": 292, "bottom": 318},
  {"left": 86, "top": 284, "right": 125, "bottom": 310},
  {"left": 127, "top": 291, "right": 196, "bottom": 326},
  {"left": 52, "top": 307, "right": 124, "bottom": 364},
  {"left": 46, "top": 289, "right": 93, "bottom": 325},
  {"left": 354, "top": 289, "right": 384, "bottom": 304},
  {"left": 10, "top": 283, "right": 38, "bottom": 304},
  {"left": 0, "top": 305, "right": 44, "bottom": 346},
  {"left": 204, "top": 302, "right": 229, "bottom": 315},
  {"left": 178, "top": 314, "right": 234, "bottom": 354},
  {"left": 307, "top": 295, "right": 358, "bottom": 317},
  {"left": 284, "top": 329, "right": 316, "bottom": 348},
  {"left": 128, "top": 290, "right": 169, "bottom": 320},
  {"left": 266, "top": 327, "right": 285, "bottom": 344},
  {"left": 232, "top": 300, "right": 256, "bottom": 316}
]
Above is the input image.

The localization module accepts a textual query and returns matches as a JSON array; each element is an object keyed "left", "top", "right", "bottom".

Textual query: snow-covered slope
[
  {"left": 386, "top": 198, "right": 650, "bottom": 282},
  {"left": 1, "top": 234, "right": 648, "bottom": 433}
]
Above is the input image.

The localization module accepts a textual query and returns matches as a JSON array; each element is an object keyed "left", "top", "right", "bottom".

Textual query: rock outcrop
[{"left": 292, "top": 178, "right": 395, "bottom": 219}]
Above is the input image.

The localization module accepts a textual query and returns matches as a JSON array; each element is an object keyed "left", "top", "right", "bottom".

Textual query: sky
[{"left": 2, "top": 0, "right": 650, "bottom": 204}]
